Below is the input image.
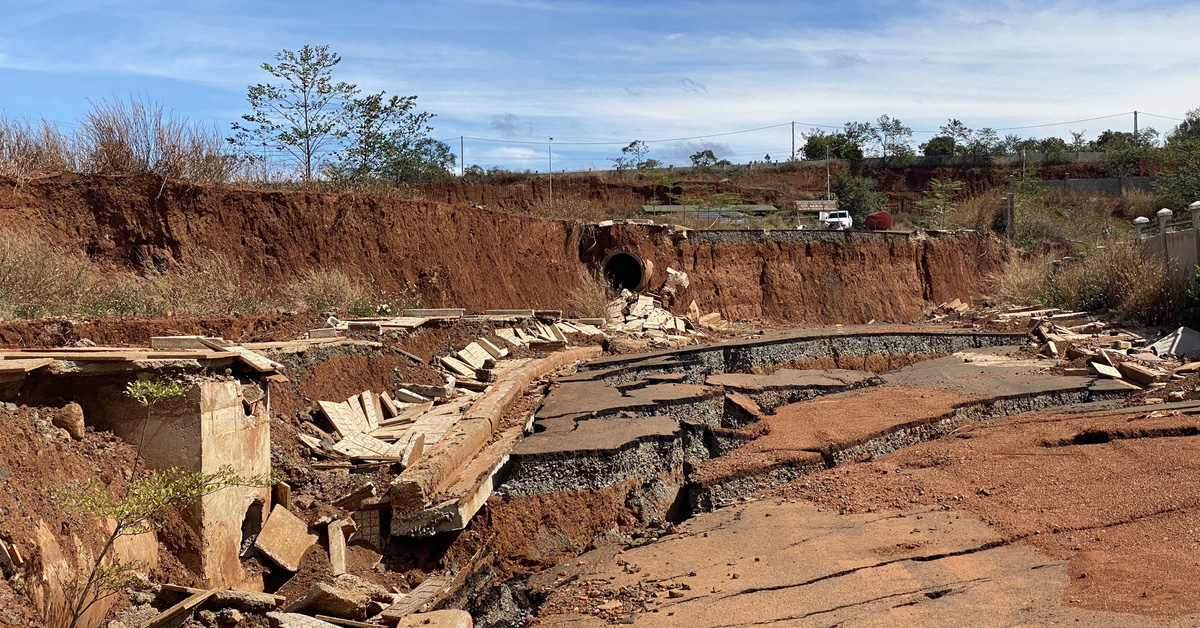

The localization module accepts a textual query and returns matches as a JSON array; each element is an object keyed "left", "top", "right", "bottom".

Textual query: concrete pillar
[
  {"left": 1133, "top": 216, "right": 1149, "bottom": 239},
  {"left": 1190, "top": 202, "right": 1200, "bottom": 269},
  {"left": 1158, "top": 208, "right": 1174, "bottom": 271},
  {"left": 98, "top": 379, "right": 270, "bottom": 589}
]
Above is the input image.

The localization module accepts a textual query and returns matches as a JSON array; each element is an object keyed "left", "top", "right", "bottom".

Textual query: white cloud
[{"left": 3, "top": 1, "right": 1199, "bottom": 170}]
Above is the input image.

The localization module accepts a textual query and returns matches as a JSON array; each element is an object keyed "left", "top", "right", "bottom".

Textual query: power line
[
  {"left": 990, "top": 112, "right": 1133, "bottom": 131},
  {"left": 1139, "top": 111, "right": 1184, "bottom": 122}
]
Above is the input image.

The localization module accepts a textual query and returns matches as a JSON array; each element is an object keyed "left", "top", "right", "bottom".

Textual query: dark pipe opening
[{"left": 601, "top": 251, "right": 645, "bottom": 292}]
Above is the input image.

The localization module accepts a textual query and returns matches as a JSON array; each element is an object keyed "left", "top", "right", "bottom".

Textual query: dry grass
[
  {"left": 989, "top": 240, "right": 1184, "bottom": 323},
  {"left": 1112, "top": 188, "right": 1157, "bottom": 221},
  {"left": 289, "top": 269, "right": 369, "bottom": 312},
  {"left": 0, "top": 97, "right": 237, "bottom": 185},
  {"left": 564, "top": 268, "right": 616, "bottom": 318},
  {"left": 141, "top": 254, "right": 284, "bottom": 315},
  {"left": 0, "top": 118, "right": 79, "bottom": 180},
  {"left": 0, "top": 230, "right": 423, "bottom": 320},
  {"left": 946, "top": 188, "right": 1005, "bottom": 232},
  {"left": 80, "top": 97, "right": 237, "bottom": 184}
]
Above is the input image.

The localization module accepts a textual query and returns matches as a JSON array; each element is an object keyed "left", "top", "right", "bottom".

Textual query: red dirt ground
[
  {"left": 0, "top": 313, "right": 323, "bottom": 348},
  {"left": 767, "top": 407, "right": 1200, "bottom": 618},
  {"left": 0, "top": 406, "right": 196, "bottom": 625}
]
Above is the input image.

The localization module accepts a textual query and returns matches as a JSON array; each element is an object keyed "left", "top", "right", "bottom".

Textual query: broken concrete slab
[
  {"left": 394, "top": 388, "right": 431, "bottom": 404},
  {"left": 536, "top": 379, "right": 723, "bottom": 425},
  {"left": 254, "top": 505, "right": 317, "bottom": 572},
  {"left": 1149, "top": 326, "right": 1200, "bottom": 358},
  {"left": 1118, "top": 362, "right": 1168, "bottom": 386},
  {"left": 208, "top": 589, "right": 282, "bottom": 613},
  {"left": 395, "top": 610, "right": 474, "bottom": 628},
  {"left": 402, "top": 309, "right": 464, "bottom": 319},
  {"left": 319, "top": 401, "right": 365, "bottom": 438},
  {"left": 359, "top": 391, "right": 381, "bottom": 432},
  {"left": 390, "top": 348, "right": 602, "bottom": 524},
  {"left": 379, "top": 575, "right": 454, "bottom": 621},
  {"left": 286, "top": 582, "right": 369, "bottom": 620},
  {"left": 1091, "top": 362, "right": 1123, "bottom": 379},
  {"left": 406, "top": 380, "right": 454, "bottom": 399},
  {"left": 266, "top": 612, "right": 341, "bottom": 628},
  {"left": 456, "top": 343, "right": 494, "bottom": 370},
  {"left": 440, "top": 355, "right": 478, "bottom": 378},
  {"left": 477, "top": 338, "right": 508, "bottom": 359},
  {"left": 328, "top": 520, "right": 352, "bottom": 576}
]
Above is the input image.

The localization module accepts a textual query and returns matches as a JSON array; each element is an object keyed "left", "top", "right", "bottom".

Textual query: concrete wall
[
  {"left": 196, "top": 380, "right": 271, "bottom": 589},
  {"left": 16, "top": 375, "right": 272, "bottom": 589},
  {"left": 1145, "top": 228, "right": 1200, "bottom": 284},
  {"left": 1027, "top": 176, "right": 1155, "bottom": 196}
]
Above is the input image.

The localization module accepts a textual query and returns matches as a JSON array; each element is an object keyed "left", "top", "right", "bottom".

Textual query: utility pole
[
  {"left": 825, "top": 145, "right": 831, "bottom": 198},
  {"left": 1134, "top": 111, "right": 1139, "bottom": 136},
  {"left": 791, "top": 121, "right": 795, "bottom": 161},
  {"left": 548, "top": 137, "right": 553, "bottom": 208},
  {"left": 460, "top": 136, "right": 464, "bottom": 177}
]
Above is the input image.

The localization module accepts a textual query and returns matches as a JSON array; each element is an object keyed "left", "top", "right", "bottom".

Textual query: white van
[{"left": 820, "top": 210, "right": 852, "bottom": 230}]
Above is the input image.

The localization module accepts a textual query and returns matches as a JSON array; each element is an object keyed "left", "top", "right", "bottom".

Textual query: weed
[
  {"left": 290, "top": 269, "right": 368, "bottom": 312},
  {"left": 565, "top": 269, "right": 617, "bottom": 318},
  {"left": 989, "top": 240, "right": 1183, "bottom": 323}
]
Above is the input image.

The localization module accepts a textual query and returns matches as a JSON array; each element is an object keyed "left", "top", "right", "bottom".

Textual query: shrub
[
  {"left": 0, "top": 117, "right": 78, "bottom": 180},
  {"left": 80, "top": 96, "right": 238, "bottom": 184},
  {"left": 989, "top": 240, "right": 1183, "bottom": 324},
  {"left": 565, "top": 269, "right": 617, "bottom": 318},
  {"left": 289, "top": 269, "right": 368, "bottom": 312}
]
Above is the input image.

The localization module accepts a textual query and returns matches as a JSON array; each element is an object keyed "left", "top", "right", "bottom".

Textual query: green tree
[
  {"left": 939, "top": 119, "right": 973, "bottom": 146},
  {"left": 690, "top": 149, "right": 718, "bottom": 167},
  {"left": 612, "top": 140, "right": 656, "bottom": 171},
  {"left": 230, "top": 45, "right": 359, "bottom": 182},
  {"left": 329, "top": 92, "right": 452, "bottom": 184},
  {"left": 56, "top": 467, "right": 275, "bottom": 628},
  {"left": 1154, "top": 152, "right": 1200, "bottom": 211},
  {"left": 801, "top": 129, "right": 864, "bottom": 162},
  {"left": 915, "top": 178, "right": 965, "bottom": 229},
  {"left": 870, "top": 115, "right": 914, "bottom": 164},
  {"left": 922, "top": 136, "right": 955, "bottom": 156},
  {"left": 1096, "top": 129, "right": 1161, "bottom": 177},
  {"left": 1167, "top": 108, "right": 1200, "bottom": 150},
  {"left": 833, "top": 171, "right": 888, "bottom": 225}
]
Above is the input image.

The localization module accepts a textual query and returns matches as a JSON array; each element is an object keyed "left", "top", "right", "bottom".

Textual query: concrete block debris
[{"left": 255, "top": 505, "right": 317, "bottom": 572}]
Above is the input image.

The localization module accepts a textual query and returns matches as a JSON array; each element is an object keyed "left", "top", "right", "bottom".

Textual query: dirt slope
[
  {"left": 595, "top": 224, "right": 1003, "bottom": 322},
  {"left": 0, "top": 172, "right": 586, "bottom": 311},
  {"left": 1, "top": 172, "right": 1000, "bottom": 324}
]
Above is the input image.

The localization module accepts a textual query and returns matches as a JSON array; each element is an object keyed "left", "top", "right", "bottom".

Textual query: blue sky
[{"left": 1, "top": 0, "right": 1197, "bottom": 172}]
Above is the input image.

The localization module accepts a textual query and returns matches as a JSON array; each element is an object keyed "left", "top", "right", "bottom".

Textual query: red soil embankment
[
  {"left": 0, "top": 172, "right": 1000, "bottom": 325},
  {"left": 0, "top": 172, "right": 587, "bottom": 311},
  {"left": 594, "top": 224, "right": 1003, "bottom": 322}
]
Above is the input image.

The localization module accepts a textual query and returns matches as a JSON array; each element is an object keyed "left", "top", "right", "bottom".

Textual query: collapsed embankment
[{"left": 1, "top": 172, "right": 1001, "bottom": 324}]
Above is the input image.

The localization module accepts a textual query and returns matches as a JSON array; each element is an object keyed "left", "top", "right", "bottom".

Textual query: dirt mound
[
  {"left": 0, "top": 405, "right": 196, "bottom": 625},
  {"left": 593, "top": 225, "right": 1003, "bottom": 322}
]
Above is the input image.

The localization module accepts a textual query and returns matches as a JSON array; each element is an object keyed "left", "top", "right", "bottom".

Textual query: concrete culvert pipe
[{"left": 601, "top": 251, "right": 646, "bottom": 292}]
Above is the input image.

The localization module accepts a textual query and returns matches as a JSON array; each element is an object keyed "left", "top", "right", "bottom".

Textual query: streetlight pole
[{"left": 548, "top": 137, "right": 553, "bottom": 209}]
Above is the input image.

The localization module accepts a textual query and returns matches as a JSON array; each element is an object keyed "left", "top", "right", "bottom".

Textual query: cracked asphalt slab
[
  {"left": 533, "top": 499, "right": 1187, "bottom": 627},
  {"left": 510, "top": 342, "right": 1200, "bottom": 624}
]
